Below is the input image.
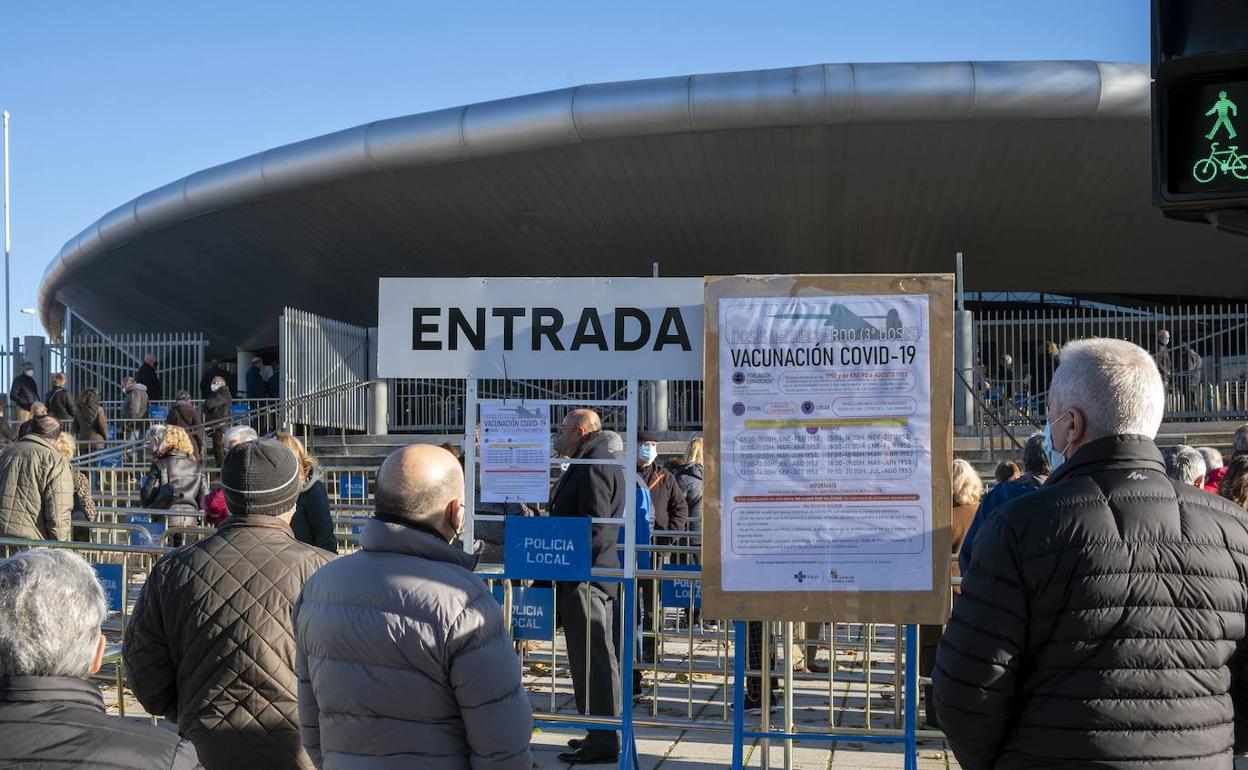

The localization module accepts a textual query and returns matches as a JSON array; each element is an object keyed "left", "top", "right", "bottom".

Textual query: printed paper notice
[
  {"left": 718, "top": 295, "right": 933, "bottom": 592},
  {"left": 480, "top": 401, "right": 551, "bottom": 503}
]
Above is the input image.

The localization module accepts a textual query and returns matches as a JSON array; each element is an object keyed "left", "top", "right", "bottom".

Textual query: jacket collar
[
  {"left": 0, "top": 676, "right": 105, "bottom": 711},
  {"left": 360, "top": 517, "right": 478, "bottom": 570},
  {"left": 1046, "top": 434, "right": 1165, "bottom": 486},
  {"left": 17, "top": 434, "right": 56, "bottom": 451},
  {"left": 219, "top": 514, "right": 296, "bottom": 538}
]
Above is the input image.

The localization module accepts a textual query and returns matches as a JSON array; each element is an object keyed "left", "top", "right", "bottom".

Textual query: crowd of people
[{"left": 12, "top": 334, "right": 1248, "bottom": 768}]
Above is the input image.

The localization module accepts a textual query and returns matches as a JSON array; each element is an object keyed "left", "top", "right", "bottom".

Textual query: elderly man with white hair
[
  {"left": 0, "top": 548, "right": 201, "bottom": 768},
  {"left": 935, "top": 338, "right": 1248, "bottom": 770},
  {"left": 1197, "top": 446, "right": 1226, "bottom": 493},
  {"left": 1162, "top": 444, "right": 1208, "bottom": 488}
]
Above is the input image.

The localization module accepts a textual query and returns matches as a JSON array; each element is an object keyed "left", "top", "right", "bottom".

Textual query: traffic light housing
[{"left": 1153, "top": 0, "right": 1248, "bottom": 226}]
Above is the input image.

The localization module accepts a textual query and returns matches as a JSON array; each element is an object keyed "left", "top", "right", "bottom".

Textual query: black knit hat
[{"left": 221, "top": 439, "right": 302, "bottom": 517}]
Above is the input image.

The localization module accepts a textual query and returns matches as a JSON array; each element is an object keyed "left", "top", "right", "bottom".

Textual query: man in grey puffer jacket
[{"left": 294, "top": 444, "right": 532, "bottom": 770}]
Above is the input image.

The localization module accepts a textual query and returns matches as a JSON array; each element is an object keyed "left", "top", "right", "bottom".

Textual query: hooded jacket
[
  {"left": 0, "top": 676, "right": 202, "bottom": 769},
  {"left": 672, "top": 461, "right": 703, "bottom": 527},
  {"left": 935, "top": 434, "right": 1248, "bottom": 770},
  {"left": 124, "top": 515, "right": 333, "bottom": 770},
  {"left": 73, "top": 402, "right": 109, "bottom": 443},
  {"left": 122, "top": 383, "right": 150, "bottom": 420},
  {"left": 0, "top": 434, "right": 74, "bottom": 540},
  {"left": 291, "top": 466, "right": 337, "bottom": 552},
  {"left": 294, "top": 518, "right": 533, "bottom": 770}
]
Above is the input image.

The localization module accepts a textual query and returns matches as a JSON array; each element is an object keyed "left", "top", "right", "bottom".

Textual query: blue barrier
[
  {"left": 126, "top": 514, "right": 165, "bottom": 546},
  {"left": 93, "top": 563, "right": 124, "bottom": 613},
  {"left": 659, "top": 564, "right": 701, "bottom": 608},
  {"left": 148, "top": 404, "right": 169, "bottom": 421},
  {"left": 503, "top": 517, "right": 591, "bottom": 581},
  {"left": 492, "top": 585, "right": 555, "bottom": 640},
  {"left": 338, "top": 473, "right": 367, "bottom": 500}
]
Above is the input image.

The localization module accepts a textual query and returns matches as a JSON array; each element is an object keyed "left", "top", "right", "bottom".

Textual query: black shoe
[
  {"left": 557, "top": 745, "right": 619, "bottom": 764},
  {"left": 566, "top": 738, "right": 585, "bottom": 750}
]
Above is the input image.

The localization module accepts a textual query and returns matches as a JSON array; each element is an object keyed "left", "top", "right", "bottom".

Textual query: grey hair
[
  {"left": 0, "top": 549, "right": 106, "bottom": 678},
  {"left": 1163, "top": 445, "right": 1207, "bottom": 486},
  {"left": 600, "top": 430, "right": 625, "bottom": 459},
  {"left": 951, "top": 458, "right": 984, "bottom": 507},
  {"left": 1022, "top": 433, "right": 1049, "bottom": 475},
  {"left": 1196, "top": 446, "right": 1224, "bottom": 471},
  {"left": 1234, "top": 424, "right": 1248, "bottom": 455},
  {"left": 1048, "top": 338, "right": 1164, "bottom": 440},
  {"left": 145, "top": 424, "right": 167, "bottom": 451},
  {"left": 222, "top": 425, "right": 259, "bottom": 451}
]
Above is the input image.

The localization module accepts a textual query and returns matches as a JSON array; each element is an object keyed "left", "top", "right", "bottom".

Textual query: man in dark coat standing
[
  {"left": 8, "top": 361, "right": 38, "bottom": 422},
  {"left": 549, "top": 408, "right": 624, "bottom": 764},
  {"left": 0, "top": 548, "right": 201, "bottom": 769},
  {"left": 125, "top": 440, "right": 333, "bottom": 770},
  {"left": 135, "top": 353, "right": 163, "bottom": 402},
  {"left": 202, "top": 377, "right": 233, "bottom": 467},
  {"left": 935, "top": 338, "right": 1248, "bottom": 770}
]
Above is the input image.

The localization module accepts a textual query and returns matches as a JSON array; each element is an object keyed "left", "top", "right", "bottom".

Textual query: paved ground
[{"left": 101, "top": 619, "right": 1248, "bottom": 770}]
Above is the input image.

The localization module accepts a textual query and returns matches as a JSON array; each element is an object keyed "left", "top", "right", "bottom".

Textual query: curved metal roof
[{"left": 39, "top": 60, "right": 1241, "bottom": 351}]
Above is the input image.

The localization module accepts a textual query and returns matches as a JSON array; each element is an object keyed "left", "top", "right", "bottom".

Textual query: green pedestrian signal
[{"left": 1205, "top": 91, "right": 1239, "bottom": 140}]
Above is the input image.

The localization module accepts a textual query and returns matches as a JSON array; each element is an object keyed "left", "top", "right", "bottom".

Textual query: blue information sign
[
  {"left": 491, "top": 585, "right": 555, "bottom": 640},
  {"left": 93, "top": 564, "right": 124, "bottom": 613},
  {"left": 503, "top": 516, "right": 591, "bottom": 581},
  {"left": 148, "top": 404, "right": 169, "bottom": 421},
  {"left": 231, "top": 403, "right": 250, "bottom": 418},
  {"left": 338, "top": 474, "right": 367, "bottom": 500},
  {"left": 660, "top": 564, "right": 701, "bottom": 609}
]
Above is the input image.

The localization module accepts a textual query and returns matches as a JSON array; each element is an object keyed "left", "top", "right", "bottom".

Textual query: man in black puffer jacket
[
  {"left": 0, "top": 548, "right": 201, "bottom": 769},
  {"left": 935, "top": 338, "right": 1248, "bottom": 770}
]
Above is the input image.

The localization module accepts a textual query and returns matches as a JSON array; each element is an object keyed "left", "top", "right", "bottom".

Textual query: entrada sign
[{"left": 377, "top": 277, "right": 703, "bottom": 379}]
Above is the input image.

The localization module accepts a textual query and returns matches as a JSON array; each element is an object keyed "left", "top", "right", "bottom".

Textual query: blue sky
[{"left": 0, "top": 1, "right": 1148, "bottom": 337}]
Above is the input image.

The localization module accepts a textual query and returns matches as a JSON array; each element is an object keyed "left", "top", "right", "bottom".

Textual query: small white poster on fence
[
  {"left": 479, "top": 400, "right": 551, "bottom": 503},
  {"left": 718, "top": 294, "right": 933, "bottom": 592}
]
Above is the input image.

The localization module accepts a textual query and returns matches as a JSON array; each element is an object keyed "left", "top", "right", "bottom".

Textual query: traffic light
[{"left": 1153, "top": 0, "right": 1248, "bottom": 228}]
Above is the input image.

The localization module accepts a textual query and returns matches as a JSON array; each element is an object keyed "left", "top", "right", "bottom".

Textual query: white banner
[
  {"left": 377, "top": 277, "right": 703, "bottom": 379},
  {"left": 718, "top": 293, "right": 933, "bottom": 592}
]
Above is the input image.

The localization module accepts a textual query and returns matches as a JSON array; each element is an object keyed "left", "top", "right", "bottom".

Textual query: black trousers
[
  {"left": 558, "top": 582, "right": 621, "bottom": 752},
  {"left": 746, "top": 621, "right": 778, "bottom": 701}
]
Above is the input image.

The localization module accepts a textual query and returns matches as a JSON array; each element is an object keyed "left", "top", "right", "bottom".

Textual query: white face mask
[
  {"left": 638, "top": 444, "right": 658, "bottom": 464},
  {"left": 210, "top": 383, "right": 222, "bottom": 392},
  {"left": 23, "top": 369, "right": 32, "bottom": 376},
  {"left": 1042, "top": 411, "right": 1073, "bottom": 472}
]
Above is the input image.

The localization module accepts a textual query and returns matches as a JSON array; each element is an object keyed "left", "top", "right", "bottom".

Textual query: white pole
[{"left": 2, "top": 110, "right": 10, "bottom": 362}]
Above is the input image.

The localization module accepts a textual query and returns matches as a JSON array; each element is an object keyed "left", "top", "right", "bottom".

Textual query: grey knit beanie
[{"left": 221, "top": 439, "right": 302, "bottom": 517}]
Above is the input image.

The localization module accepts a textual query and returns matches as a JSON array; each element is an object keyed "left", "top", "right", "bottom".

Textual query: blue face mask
[{"left": 639, "top": 444, "right": 658, "bottom": 464}]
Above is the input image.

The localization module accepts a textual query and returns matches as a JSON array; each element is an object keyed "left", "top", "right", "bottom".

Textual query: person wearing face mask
[
  {"left": 935, "top": 338, "right": 1248, "bottom": 770},
  {"left": 202, "top": 376, "right": 233, "bottom": 466},
  {"left": 548, "top": 408, "right": 625, "bottom": 764},
  {"left": 8, "top": 362, "right": 38, "bottom": 423},
  {"left": 636, "top": 431, "right": 688, "bottom": 533},
  {"left": 293, "top": 444, "right": 533, "bottom": 770}
]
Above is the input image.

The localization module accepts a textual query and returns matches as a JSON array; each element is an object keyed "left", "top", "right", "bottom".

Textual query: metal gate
[
  {"left": 58, "top": 311, "right": 206, "bottom": 402},
  {"left": 279, "top": 307, "right": 369, "bottom": 431}
]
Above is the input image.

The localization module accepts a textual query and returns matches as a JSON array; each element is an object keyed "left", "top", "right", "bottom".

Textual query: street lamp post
[{"left": 2, "top": 110, "right": 9, "bottom": 370}]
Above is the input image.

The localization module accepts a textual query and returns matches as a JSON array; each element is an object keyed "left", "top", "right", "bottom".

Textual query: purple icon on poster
[{"left": 732, "top": 402, "right": 746, "bottom": 416}]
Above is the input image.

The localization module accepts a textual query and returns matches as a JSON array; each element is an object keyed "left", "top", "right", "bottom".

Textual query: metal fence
[
  {"left": 58, "top": 329, "right": 207, "bottom": 403},
  {"left": 974, "top": 303, "right": 1248, "bottom": 422},
  {"left": 389, "top": 378, "right": 704, "bottom": 433},
  {"left": 280, "top": 307, "right": 369, "bottom": 431}
]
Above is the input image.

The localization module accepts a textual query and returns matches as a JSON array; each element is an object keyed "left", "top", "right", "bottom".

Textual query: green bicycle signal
[{"left": 1193, "top": 142, "right": 1248, "bottom": 183}]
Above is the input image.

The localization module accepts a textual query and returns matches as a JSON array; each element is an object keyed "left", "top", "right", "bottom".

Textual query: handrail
[
  {"left": 956, "top": 367, "right": 1029, "bottom": 452},
  {"left": 71, "top": 521, "right": 155, "bottom": 546},
  {"left": 0, "top": 535, "right": 167, "bottom": 555},
  {"left": 73, "top": 379, "right": 376, "bottom": 467}
]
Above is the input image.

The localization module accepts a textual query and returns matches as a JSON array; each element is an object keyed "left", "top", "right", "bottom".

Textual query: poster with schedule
[{"left": 718, "top": 294, "right": 933, "bottom": 592}]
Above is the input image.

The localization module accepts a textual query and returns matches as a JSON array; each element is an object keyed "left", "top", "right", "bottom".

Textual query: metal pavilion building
[{"left": 38, "top": 59, "right": 1246, "bottom": 355}]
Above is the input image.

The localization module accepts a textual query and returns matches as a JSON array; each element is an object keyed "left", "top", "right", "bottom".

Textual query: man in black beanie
[{"left": 125, "top": 440, "right": 333, "bottom": 770}]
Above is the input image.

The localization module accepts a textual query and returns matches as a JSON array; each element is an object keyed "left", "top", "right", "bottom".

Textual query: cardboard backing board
[{"left": 701, "top": 274, "right": 954, "bottom": 625}]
